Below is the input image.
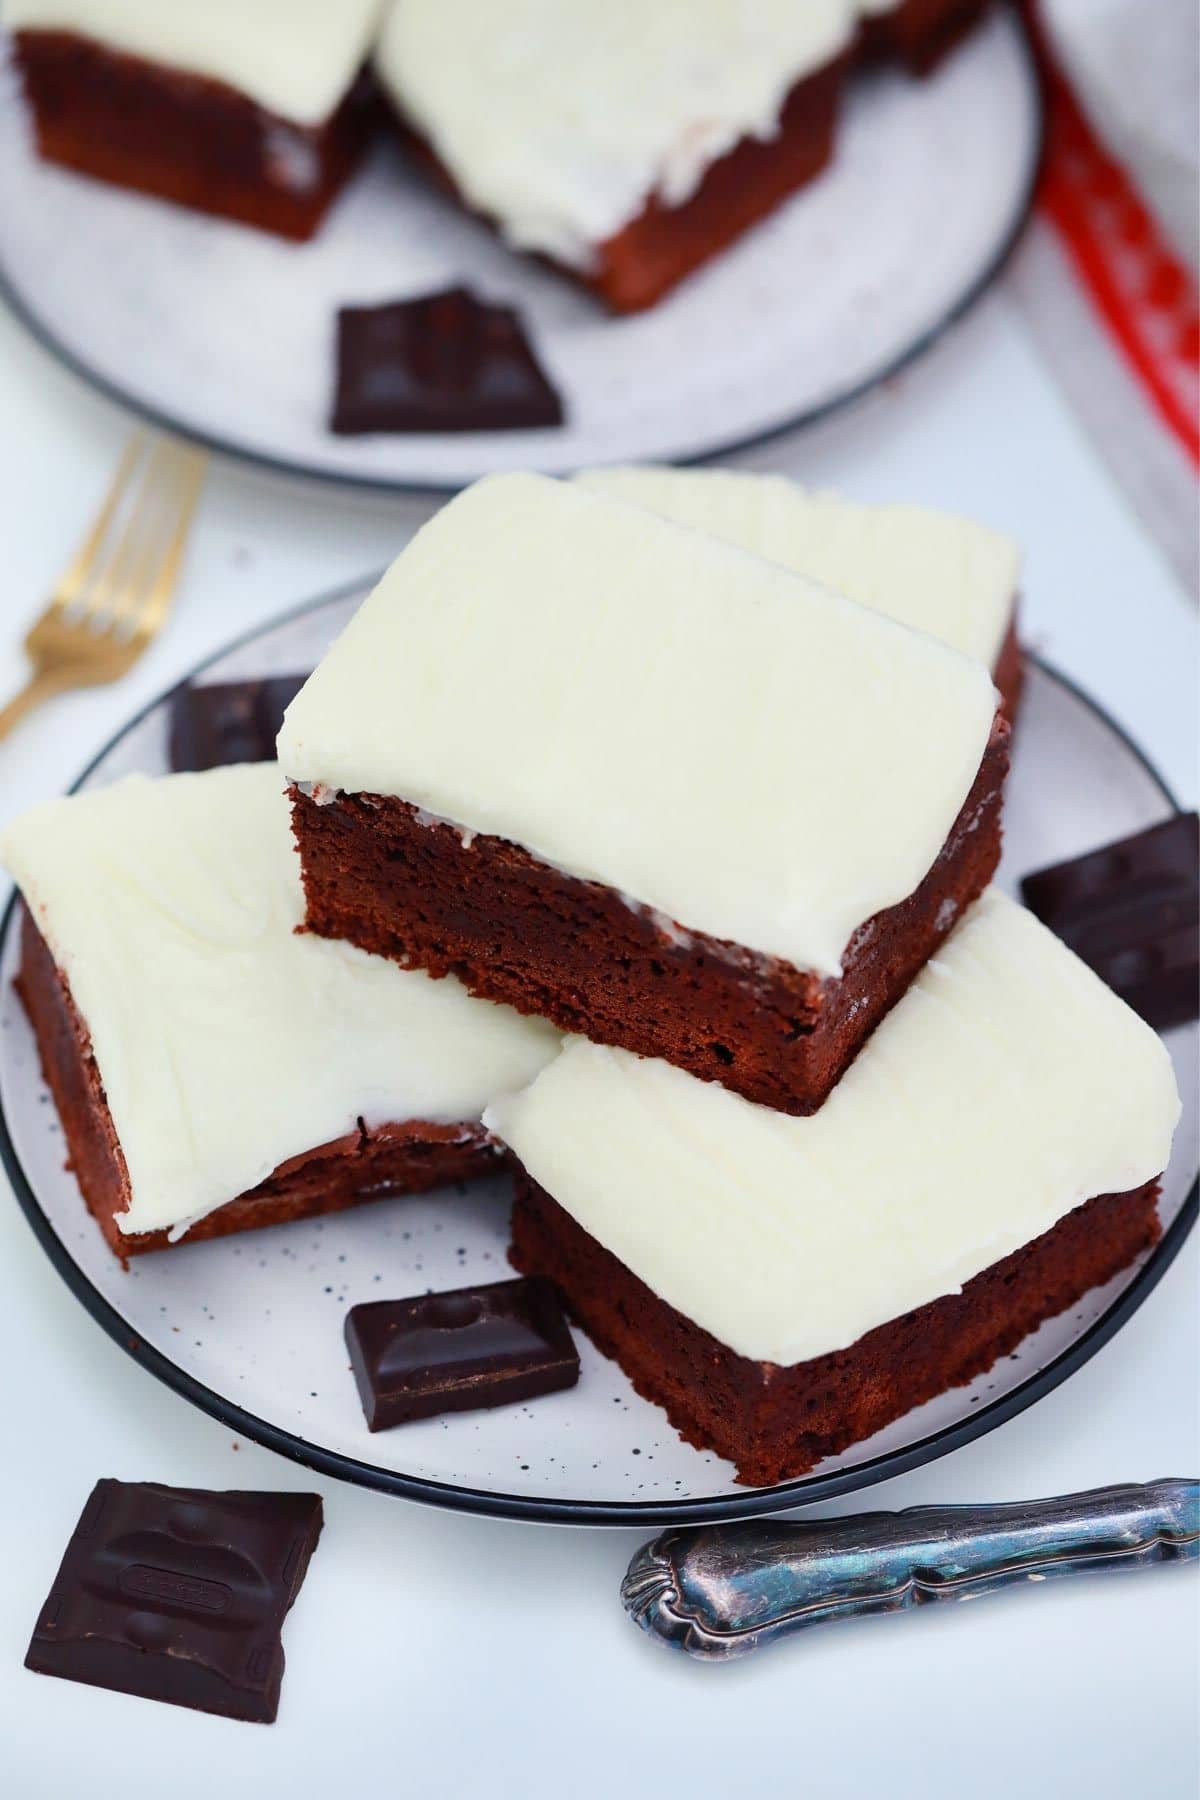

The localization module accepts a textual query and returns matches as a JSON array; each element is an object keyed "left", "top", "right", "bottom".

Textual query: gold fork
[{"left": 0, "top": 434, "right": 209, "bottom": 741}]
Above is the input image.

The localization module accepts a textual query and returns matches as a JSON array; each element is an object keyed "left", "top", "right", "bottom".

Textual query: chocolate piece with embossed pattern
[
  {"left": 25, "top": 1480, "right": 323, "bottom": 1722},
  {"left": 169, "top": 674, "right": 309, "bottom": 773},
  {"left": 346, "top": 1276, "right": 579, "bottom": 1430},
  {"left": 332, "top": 288, "right": 563, "bottom": 434},
  {"left": 1021, "top": 814, "right": 1199, "bottom": 1030}
]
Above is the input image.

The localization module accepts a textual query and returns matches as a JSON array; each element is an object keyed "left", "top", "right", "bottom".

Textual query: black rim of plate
[
  {"left": 0, "top": 581, "right": 1194, "bottom": 1527},
  {"left": 0, "top": 19, "right": 1045, "bottom": 498}
]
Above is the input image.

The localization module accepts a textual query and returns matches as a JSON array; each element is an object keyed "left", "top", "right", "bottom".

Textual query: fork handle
[
  {"left": 622, "top": 1480, "right": 1199, "bottom": 1660},
  {"left": 0, "top": 665, "right": 83, "bottom": 740}
]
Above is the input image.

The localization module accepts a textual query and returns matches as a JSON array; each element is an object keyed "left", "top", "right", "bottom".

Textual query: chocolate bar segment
[
  {"left": 331, "top": 287, "right": 564, "bottom": 434},
  {"left": 1021, "top": 813, "right": 1199, "bottom": 1030},
  {"left": 345, "top": 1276, "right": 579, "bottom": 1430},
  {"left": 25, "top": 1480, "right": 323, "bottom": 1723},
  {"left": 169, "top": 675, "right": 309, "bottom": 773}
]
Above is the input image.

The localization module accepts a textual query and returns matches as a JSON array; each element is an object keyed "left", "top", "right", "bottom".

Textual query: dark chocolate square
[
  {"left": 169, "top": 674, "right": 309, "bottom": 773},
  {"left": 1021, "top": 812, "right": 1199, "bottom": 1030},
  {"left": 345, "top": 1276, "right": 579, "bottom": 1430},
  {"left": 331, "top": 287, "right": 564, "bottom": 434},
  {"left": 25, "top": 1480, "right": 323, "bottom": 1723}
]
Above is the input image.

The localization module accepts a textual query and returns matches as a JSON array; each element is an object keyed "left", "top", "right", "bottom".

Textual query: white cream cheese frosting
[
  {"left": 486, "top": 889, "right": 1180, "bottom": 1367},
  {"left": 578, "top": 467, "right": 1019, "bottom": 672},
  {"left": 0, "top": 762, "right": 558, "bottom": 1237},
  {"left": 278, "top": 472, "right": 997, "bottom": 979},
  {"left": 4, "top": 0, "right": 384, "bottom": 125},
  {"left": 373, "top": 0, "right": 859, "bottom": 265}
]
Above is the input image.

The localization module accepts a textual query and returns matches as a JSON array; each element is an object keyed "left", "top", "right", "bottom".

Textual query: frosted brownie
[
  {"left": 374, "top": 1, "right": 858, "bottom": 313},
  {"left": 374, "top": 1, "right": 993, "bottom": 312},
  {"left": 279, "top": 473, "right": 1006, "bottom": 1114},
  {"left": 1, "top": 763, "right": 556, "bottom": 1257},
  {"left": 488, "top": 889, "right": 1180, "bottom": 1486},
  {"left": 580, "top": 465, "right": 1024, "bottom": 719},
  {"left": 8, "top": 0, "right": 383, "bottom": 239}
]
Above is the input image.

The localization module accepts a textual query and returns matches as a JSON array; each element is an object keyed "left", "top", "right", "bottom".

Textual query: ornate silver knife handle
[{"left": 622, "top": 1480, "right": 1199, "bottom": 1661}]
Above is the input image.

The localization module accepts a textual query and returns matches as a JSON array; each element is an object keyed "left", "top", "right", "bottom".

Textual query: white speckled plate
[
  {"left": 0, "top": 582, "right": 1195, "bottom": 1524},
  {"left": 0, "top": 13, "right": 1039, "bottom": 491}
]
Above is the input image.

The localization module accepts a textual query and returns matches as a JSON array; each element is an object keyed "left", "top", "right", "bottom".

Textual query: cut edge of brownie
[
  {"left": 289, "top": 713, "right": 1009, "bottom": 1116},
  {"left": 585, "top": 55, "right": 850, "bottom": 313},
  {"left": 509, "top": 1170, "right": 1163, "bottom": 1487},
  {"left": 13, "top": 31, "right": 380, "bottom": 240},
  {"left": 993, "top": 615, "right": 1024, "bottom": 726},
  {"left": 15, "top": 908, "right": 498, "bottom": 1262}
]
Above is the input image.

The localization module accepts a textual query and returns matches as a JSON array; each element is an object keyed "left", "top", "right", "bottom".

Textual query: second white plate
[{"left": 0, "top": 12, "right": 1039, "bottom": 489}]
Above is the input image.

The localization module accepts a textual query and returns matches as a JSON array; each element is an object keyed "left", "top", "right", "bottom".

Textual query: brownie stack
[
  {"left": 2, "top": 466, "right": 1179, "bottom": 1487},
  {"left": 277, "top": 470, "right": 1181, "bottom": 1485}
]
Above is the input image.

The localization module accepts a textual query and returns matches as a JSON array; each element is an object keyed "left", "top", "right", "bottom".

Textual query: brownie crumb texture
[{"left": 510, "top": 1173, "right": 1161, "bottom": 1487}]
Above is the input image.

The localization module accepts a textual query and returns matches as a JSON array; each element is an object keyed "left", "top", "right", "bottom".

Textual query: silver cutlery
[{"left": 622, "top": 1479, "right": 1199, "bottom": 1660}]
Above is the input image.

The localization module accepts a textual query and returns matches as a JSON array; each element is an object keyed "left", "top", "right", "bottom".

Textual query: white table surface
[{"left": 0, "top": 282, "right": 1196, "bottom": 1800}]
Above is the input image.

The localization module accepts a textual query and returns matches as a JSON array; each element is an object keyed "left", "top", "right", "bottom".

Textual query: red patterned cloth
[
  {"left": 1009, "top": 2, "right": 1198, "bottom": 585},
  {"left": 1029, "top": 3, "right": 1198, "bottom": 463}
]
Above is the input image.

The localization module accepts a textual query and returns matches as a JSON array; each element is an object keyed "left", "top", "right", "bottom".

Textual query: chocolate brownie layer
[
  {"left": 15, "top": 32, "right": 378, "bottom": 240},
  {"left": 388, "top": 0, "right": 991, "bottom": 314},
  {"left": 861, "top": 0, "right": 993, "bottom": 74},
  {"left": 16, "top": 910, "right": 496, "bottom": 1262},
  {"left": 510, "top": 1172, "right": 1162, "bottom": 1487},
  {"left": 586, "top": 58, "right": 849, "bottom": 314},
  {"left": 993, "top": 616, "right": 1025, "bottom": 726},
  {"left": 391, "top": 58, "right": 847, "bottom": 315},
  {"left": 290, "top": 716, "right": 1007, "bottom": 1116}
]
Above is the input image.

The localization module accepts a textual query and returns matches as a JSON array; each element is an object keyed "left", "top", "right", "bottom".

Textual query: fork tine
[
  {"left": 132, "top": 445, "right": 209, "bottom": 637},
  {"left": 77, "top": 439, "right": 179, "bottom": 627},
  {"left": 105, "top": 443, "right": 208, "bottom": 635},
  {"left": 5, "top": 435, "right": 206, "bottom": 740},
  {"left": 52, "top": 432, "right": 148, "bottom": 614}
]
